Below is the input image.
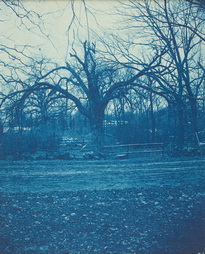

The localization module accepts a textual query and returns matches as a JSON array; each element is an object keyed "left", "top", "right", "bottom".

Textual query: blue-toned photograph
[{"left": 0, "top": 0, "right": 204, "bottom": 253}]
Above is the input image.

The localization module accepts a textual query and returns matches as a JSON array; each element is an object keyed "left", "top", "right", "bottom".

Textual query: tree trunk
[
  {"left": 90, "top": 109, "right": 104, "bottom": 153},
  {"left": 189, "top": 98, "right": 198, "bottom": 141},
  {"left": 176, "top": 100, "right": 185, "bottom": 149},
  {"left": 150, "top": 93, "right": 156, "bottom": 142}
]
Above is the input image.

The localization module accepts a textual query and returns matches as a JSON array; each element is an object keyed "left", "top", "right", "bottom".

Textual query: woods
[{"left": 0, "top": 0, "right": 204, "bottom": 156}]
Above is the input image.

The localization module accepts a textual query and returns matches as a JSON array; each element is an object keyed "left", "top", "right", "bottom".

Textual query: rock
[
  {"left": 56, "top": 152, "right": 71, "bottom": 160},
  {"left": 83, "top": 152, "right": 96, "bottom": 159},
  {"left": 24, "top": 246, "right": 37, "bottom": 252},
  {"left": 96, "top": 152, "right": 105, "bottom": 159},
  {"left": 39, "top": 245, "right": 49, "bottom": 251}
]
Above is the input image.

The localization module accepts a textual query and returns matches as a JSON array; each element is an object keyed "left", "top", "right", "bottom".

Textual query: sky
[
  {"left": 0, "top": 0, "right": 120, "bottom": 65},
  {"left": 1, "top": 0, "right": 204, "bottom": 82}
]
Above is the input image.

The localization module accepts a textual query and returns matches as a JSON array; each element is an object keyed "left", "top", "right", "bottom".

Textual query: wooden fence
[{"left": 103, "top": 143, "right": 164, "bottom": 158}]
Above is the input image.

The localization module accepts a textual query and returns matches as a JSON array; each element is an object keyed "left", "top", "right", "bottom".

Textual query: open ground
[{"left": 0, "top": 156, "right": 205, "bottom": 254}]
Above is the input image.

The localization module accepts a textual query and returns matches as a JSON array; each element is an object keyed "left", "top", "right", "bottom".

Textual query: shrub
[{"left": 0, "top": 127, "right": 61, "bottom": 157}]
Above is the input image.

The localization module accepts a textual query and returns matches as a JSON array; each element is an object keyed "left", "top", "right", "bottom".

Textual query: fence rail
[
  {"left": 103, "top": 142, "right": 164, "bottom": 158},
  {"left": 104, "top": 143, "right": 164, "bottom": 149}
]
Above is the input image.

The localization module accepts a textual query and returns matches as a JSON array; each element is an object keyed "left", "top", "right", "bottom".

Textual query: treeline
[{"left": 0, "top": 0, "right": 204, "bottom": 155}]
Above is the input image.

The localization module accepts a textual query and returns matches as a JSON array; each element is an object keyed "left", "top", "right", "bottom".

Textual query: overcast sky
[
  {"left": 1, "top": 0, "right": 121, "bottom": 64},
  {"left": 1, "top": 0, "right": 204, "bottom": 72}
]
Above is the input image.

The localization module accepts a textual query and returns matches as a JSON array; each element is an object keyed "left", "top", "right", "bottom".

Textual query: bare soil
[{"left": 0, "top": 157, "right": 205, "bottom": 253}]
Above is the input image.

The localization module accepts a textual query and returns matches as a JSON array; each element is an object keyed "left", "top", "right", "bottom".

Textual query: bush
[{"left": 0, "top": 127, "right": 61, "bottom": 157}]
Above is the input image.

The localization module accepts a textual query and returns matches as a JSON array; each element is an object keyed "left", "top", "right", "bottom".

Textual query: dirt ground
[{"left": 0, "top": 156, "right": 205, "bottom": 253}]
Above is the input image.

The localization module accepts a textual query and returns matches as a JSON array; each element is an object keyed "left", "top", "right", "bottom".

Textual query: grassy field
[{"left": 0, "top": 157, "right": 205, "bottom": 253}]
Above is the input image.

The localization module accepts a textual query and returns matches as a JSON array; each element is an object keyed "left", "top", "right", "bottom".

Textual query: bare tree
[
  {"left": 186, "top": 0, "right": 205, "bottom": 10},
  {"left": 119, "top": 0, "right": 205, "bottom": 148},
  {"left": 1, "top": 41, "right": 164, "bottom": 151}
]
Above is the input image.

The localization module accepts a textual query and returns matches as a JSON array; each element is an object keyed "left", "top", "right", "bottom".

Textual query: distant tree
[
  {"left": 119, "top": 0, "right": 205, "bottom": 148},
  {"left": 1, "top": 41, "right": 164, "bottom": 151}
]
